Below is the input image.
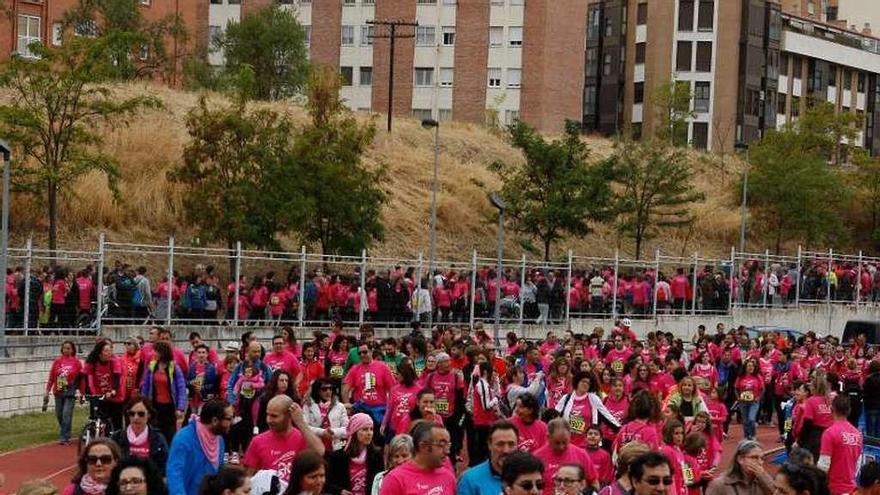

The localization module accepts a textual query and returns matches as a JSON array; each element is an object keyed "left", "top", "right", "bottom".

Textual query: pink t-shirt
[
  {"left": 820, "top": 420, "right": 863, "bottom": 494},
  {"left": 343, "top": 361, "right": 395, "bottom": 407},
  {"left": 613, "top": 419, "right": 661, "bottom": 452},
  {"left": 803, "top": 395, "right": 834, "bottom": 428},
  {"left": 378, "top": 460, "right": 456, "bottom": 495},
  {"left": 661, "top": 444, "right": 688, "bottom": 495},
  {"left": 350, "top": 457, "right": 368, "bottom": 495},
  {"left": 602, "top": 395, "right": 628, "bottom": 442},
  {"left": 264, "top": 351, "right": 302, "bottom": 377},
  {"left": 534, "top": 445, "right": 598, "bottom": 495},
  {"left": 587, "top": 446, "right": 614, "bottom": 485},
  {"left": 242, "top": 429, "right": 307, "bottom": 483},
  {"left": 385, "top": 383, "right": 421, "bottom": 434},
  {"left": 546, "top": 376, "right": 570, "bottom": 410},
  {"left": 424, "top": 370, "right": 463, "bottom": 418},
  {"left": 510, "top": 416, "right": 548, "bottom": 453}
]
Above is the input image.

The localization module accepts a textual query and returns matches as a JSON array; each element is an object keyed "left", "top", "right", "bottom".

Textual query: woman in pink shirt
[
  {"left": 660, "top": 420, "right": 688, "bottom": 495},
  {"left": 45, "top": 340, "right": 83, "bottom": 444},
  {"left": 382, "top": 358, "right": 421, "bottom": 440},
  {"left": 602, "top": 377, "right": 629, "bottom": 446},
  {"left": 735, "top": 358, "right": 765, "bottom": 441},
  {"left": 49, "top": 268, "right": 69, "bottom": 327},
  {"left": 546, "top": 357, "right": 572, "bottom": 410},
  {"left": 83, "top": 339, "right": 126, "bottom": 431},
  {"left": 612, "top": 389, "right": 661, "bottom": 456}
]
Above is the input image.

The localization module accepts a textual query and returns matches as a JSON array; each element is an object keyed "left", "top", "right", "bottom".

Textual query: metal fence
[{"left": 4, "top": 234, "right": 880, "bottom": 334}]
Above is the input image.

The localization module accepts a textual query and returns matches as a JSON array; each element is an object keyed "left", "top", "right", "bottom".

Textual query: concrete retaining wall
[{"left": 2, "top": 303, "right": 879, "bottom": 417}]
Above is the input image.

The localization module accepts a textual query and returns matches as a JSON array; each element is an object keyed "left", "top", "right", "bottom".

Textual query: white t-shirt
[{"left": 250, "top": 470, "right": 288, "bottom": 495}]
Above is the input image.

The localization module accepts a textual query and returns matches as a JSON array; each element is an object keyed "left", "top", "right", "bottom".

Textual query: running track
[{"left": 0, "top": 424, "right": 784, "bottom": 493}]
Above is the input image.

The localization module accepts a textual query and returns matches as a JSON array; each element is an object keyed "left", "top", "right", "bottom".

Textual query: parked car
[
  {"left": 745, "top": 325, "right": 805, "bottom": 343},
  {"left": 842, "top": 320, "right": 880, "bottom": 346}
]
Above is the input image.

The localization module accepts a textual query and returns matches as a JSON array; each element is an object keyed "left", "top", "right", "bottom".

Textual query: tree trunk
[
  {"left": 48, "top": 180, "right": 58, "bottom": 264},
  {"left": 544, "top": 238, "right": 552, "bottom": 263},
  {"left": 775, "top": 225, "right": 783, "bottom": 256},
  {"left": 227, "top": 240, "right": 236, "bottom": 285},
  {"left": 635, "top": 233, "right": 643, "bottom": 261}
]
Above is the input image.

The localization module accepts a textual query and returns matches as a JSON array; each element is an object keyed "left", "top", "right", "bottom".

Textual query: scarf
[
  {"left": 79, "top": 474, "right": 107, "bottom": 495},
  {"left": 126, "top": 425, "right": 149, "bottom": 447},
  {"left": 195, "top": 420, "right": 220, "bottom": 469}
]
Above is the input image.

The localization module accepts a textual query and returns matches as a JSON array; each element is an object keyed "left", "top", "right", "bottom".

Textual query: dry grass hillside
[{"left": 5, "top": 82, "right": 744, "bottom": 263}]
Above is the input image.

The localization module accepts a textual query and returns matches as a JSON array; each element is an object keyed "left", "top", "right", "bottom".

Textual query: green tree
[
  {"left": 216, "top": 4, "right": 310, "bottom": 100},
  {"left": 0, "top": 39, "right": 160, "bottom": 254},
  {"left": 852, "top": 154, "right": 880, "bottom": 249},
  {"left": 62, "top": 0, "right": 189, "bottom": 83},
  {"left": 797, "top": 100, "right": 864, "bottom": 165},
  {"left": 490, "top": 120, "right": 617, "bottom": 261},
  {"left": 607, "top": 139, "right": 705, "bottom": 259},
  {"left": 746, "top": 127, "right": 848, "bottom": 253},
  {"left": 169, "top": 89, "right": 302, "bottom": 276},
  {"left": 651, "top": 80, "right": 695, "bottom": 147},
  {"left": 293, "top": 67, "right": 385, "bottom": 255}
]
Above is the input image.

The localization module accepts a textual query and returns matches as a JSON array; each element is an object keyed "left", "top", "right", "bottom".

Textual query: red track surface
[{"left": 0, "top": 422, "right": 786, "bottom": 494}]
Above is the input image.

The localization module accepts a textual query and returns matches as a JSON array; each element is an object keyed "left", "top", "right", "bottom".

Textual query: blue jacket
[
  {"left": 140, "top": 360, "right": 187, "bottom": 411},
  {"left": 187, "top": 362, "right": 220, "bottom": 401},
  {"left": 226, "top": 358, "right": 272, "bottom": 404},
  {"left": 167, "top": 421, "right": 224, "bottom": 495},
  {"left": 457, "top": 460, "right": 502, "bottom": 495}
]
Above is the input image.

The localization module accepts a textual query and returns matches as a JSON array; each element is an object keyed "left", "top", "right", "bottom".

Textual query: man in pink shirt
[
  {"left": 343, "top": 343, "right": 395, "bottom": 439},
  {"left": 534, "top": 418, "right": 598, "bottom": 495},
  {"left": 187, "top": 332, "right": 220, "bottom": 367},
  {"left": 604, "top": 335, "right": 633, "bottom": 376},
  {"left": 380, "top": 422, "right": 455, "bottom": 495},
  {"left": 263, "top": 335, "right": 302, "bottom": 389},
  {"left": 243, "top": 395, "right": 325, "bottom": 483},
  {"left": 819, "top": 395, "right": 863, "bottom": 494}
]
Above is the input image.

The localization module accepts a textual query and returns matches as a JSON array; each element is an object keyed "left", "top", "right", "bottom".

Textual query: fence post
[
  {"left": 167, "top": 237, "right": 175, "bottom": 327},
  {"left": 469, "top": 250, "right": 477, "bottom": 329},
  {"left": 22, "top": 237, "right": 32, "bottom": 334},
  {"left": 827, "top": 249, "right": 833, "bottom": 307},
  {"left": 358, "top": 249, "right": 367, "bottom": 325},
  {"left": 857, "top": 251, "right": 864, "bottom": 305},
  {"left": 95, "top": 233, "right": 105, "bottom": 331},
  {"left": 232, "top": 241, "right": 241, "bottom": 326},
  {"left": 518, "top": 254, "right": 526, "bottom": 331},
  {"left": 566, "top": 249, "right": 573, "bottom": 328},
  {"left": 653, "top": 248, "right": 660, "bottom": 319},
  {"left": 728, "top": 246, "right": 735, "bottom": 313},
  {"left": 611, "top": 249, "right": 619, "bottom": 318},
  {"left": 298, "top": 246, "right": 306, "bottom": 328},
  {"left": 763, "top": 249, "right": 770, "bottom": 308},
  {"left": 795, "top": 245, "right": 802, "bottom": 308},
  {"left": 416, "top": 253, "right": 424, "bottom": 324},
  {"left": 691, "top": 252, "right": 698, "bottom": 316}
]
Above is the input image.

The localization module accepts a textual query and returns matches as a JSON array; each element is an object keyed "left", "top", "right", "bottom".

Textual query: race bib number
[
  {"left": 683, "top": 462, "right": 694, "bottom": 485},
  {"left": 784, "top": 418, "right": 792, "bottom": 432},
  {"left": 330, "top": 365, "right": 344, "bottom": 378},
  {"left": 569, "top": 414, "right": 586, "bottom": 433},
  {"left": 241, "top": 383, "right": 255, "bottom": 399},
  {"left": 612, "top": 360, "right": 624, "bottom": 373},
  {"left": 739, "top": 390, "right": 754, "bottom": 402},
  {"left": 363, "top": 372, "right": 376, "bottom": 391},
  {"left": 435, "top": 398, "right": 449, "bottom": 414},
  {"left": 57, "top": 375, "right": 68, "bottom": 391}
]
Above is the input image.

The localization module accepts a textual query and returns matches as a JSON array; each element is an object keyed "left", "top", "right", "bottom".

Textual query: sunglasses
[
  {"left": 643, "top": 477, "right": 674, "bottom": 486},
  {"left": 515, "top": 480, "right": 544, "bottom": 491},
  {"left": 87, "top": 454, "right": 114, "bottom": 465},
  {"left": 127, "top": 411, "right": 147, "bottom": 418}
]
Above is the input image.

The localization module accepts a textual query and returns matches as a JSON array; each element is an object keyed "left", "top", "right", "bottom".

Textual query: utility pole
[{"left": 368, "top": 19, "right": 418, "bottom": 132}]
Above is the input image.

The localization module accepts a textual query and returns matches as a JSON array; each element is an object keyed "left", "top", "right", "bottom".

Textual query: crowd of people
[
  {"left": 6, "top": 254, "right": 880, "bottom": 331},
  {"left": 7, "top": 316, "right": 880, "bottom": 494}
]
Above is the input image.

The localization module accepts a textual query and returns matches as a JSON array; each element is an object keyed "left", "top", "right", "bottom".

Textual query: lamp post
[
  {"left": 421, "top": 119, "right": 439, "bottom": 330},
  {"left": 490, "top": 193, "right": 505, "bottom": 344},
  {"left": 0, "top": 140, "right": 10, "bottom": 354},
  {"left": 735, "top": 142, "right": 749, "bottom": 254}
]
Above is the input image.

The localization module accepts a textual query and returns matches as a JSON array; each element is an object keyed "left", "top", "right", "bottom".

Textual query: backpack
[{"left": 132, "top": 279, "right": 145, "bottom": 307}]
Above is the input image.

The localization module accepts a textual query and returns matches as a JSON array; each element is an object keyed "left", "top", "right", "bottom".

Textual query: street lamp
[
  {"left": 735, "top": 142, "right": 749, "bottom": 254},
  {"left": 490, "top": 193, "right": 505, "bottom": 344},
  {"left": 0, "top": 140, "right": 10, "bottom": 354},
  {"left": 421, "top": 119, "right": 439, "bottom": 329}
]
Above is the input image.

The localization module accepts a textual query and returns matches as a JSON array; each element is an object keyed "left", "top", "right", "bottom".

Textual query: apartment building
[{"left": 1, "top": 0, "right": 208, "bottom": 84}]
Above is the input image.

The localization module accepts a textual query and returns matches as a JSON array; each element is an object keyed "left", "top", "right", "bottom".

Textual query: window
[
  {"left": 488, "top": 68, "right": 502, "bottom": 88},
  {"left": 228, "top": 0, "right": 240, "bottom": 4},
  {"left": 859, "top": 73, "right": 866, "bottom": 93},
  {"left": 695, "top": 41, "right": 712, "bottom": 72},
  {"left": 363, "top": 0, "right": 374, "bottom": 4},
  {"left": 52, "top": 22, "right": 63, "bottom": 46},
  {"left": 584, "top": 84, "right": 597, "bottom": 111},
  {"left": 791, "top": 96, "right": 800, "bottom": 117},
  {"left": 634, "top": 82, "right": 645, "bottom": 104},
  {"left": 443, "top": 0, "right": 456, "bottom": 4},
  {"left": 208, "top": 25, "right": 222, "bottom": 46},
  {"left": 413, "top": 109, "right": 433, "bottom": 120},
  {"left": 637, "top": 2, "right": 647, "bottom": 25},
  {"left": 807, "top": 0, "right": 815, "bottom": 15},
  {"left": 694, "top": 81, "right": 710, "bottom": 112},
  {"left": 340, "top": 66, "right": 353, "bottom": 86},
  {"left": 507, "top": 68, "right": 521, "bottom": 88},
  {"left": 414, "top": 67, "right": 434, "bottom": 86},
  {"left": 210, "top": 0, "right": 221, "bottom": 4},
  {"left": 587, "top": 7, "right": 601, "bottom": 40},
  {"left": 439, "top": 109, "right": 453, "bottom": 122},
  {"left": 792, "top": 56, "right": 801, "bottom": 80},
  {"left": 603, "top": 53, "right": 612, "bottom": 76},
  {"left": 343, "top": 0, "right": 355, "bottom": 5},
  {"left": 828, "top": 65, "right": 837, "bottom": 87},
  {"left": 417, "top": 0, "right": 437, "bottom": 4},
  {"left": 359, "top": 67, "right": 372, "bottom": 86},
  {"left": 416, "top": 26, "right": 435, "bottom": 46},
  {"left": 17, "top": 15, "right": 41, "bottom": 58},
  {"left": 301, "top": 0, "right": 311, "bottom": 3},
  {"left": 341, "top": 25, "right": 355, "bottom": 46},
  {"left": 491, "top": 0, "right": 503, "bottom": 5},
  {"left": 442, "top": 26, "right": 455, "bottom": 46},
  {"left": 745, "top": 89, "right": 760, "bottom": 116},
  {"left": 844, "top": 70, "right": 851, "bottom": 90},
  {"left": 632, "top": 123, "right": 643, "bottom": 139},
  {"left": 678, "top": 0, "right": 694, "bottom": 31},
  {"left": 505, "top": 110, "right": 519, "bottom": 123},
  {"left": 439, "top": 67, "right": 453, "bottom": 87},
  {"left": 74, "top": 19, "right": 98, "bottom": 37},
  {"left": 635, "top": 42, "right": 646, "bottom": 64},
  {"left": 692, "top": 122, "right": 708, "bottom": 150},
  {"left": 697, "top": 0, "right": 714, "bottom": 31},
  {"left": 361, "top": 26, "right": 374, "bottom": 46},
  {"left": 676, "top": 41, "right": 692, "bottom": 71},
  {"left": 489, "top": 27, "right": 503, "bottom": 47},
  {"left": 139, "top": 44, "right": 149, "bottom": 61},
  {"left": 304, "top": 26, "right": 311, "bottom": 46},
  {"left": 509, "top": 26, "right": 522, "bottom": 47},
  {"left": 141, "top": 0, "right": 151, "bottom": 5},
  {"left": 777, "top": 93, "right": 786, "bottom": 114},
  {"left": 780, "top": 53, "right": 788, "bottom": 75},
  {"left": 605, "top": 17, "right": 613, "bottom": 36},
  {"left": 586, "top": 48, "right": 598, "bottom": 77}
]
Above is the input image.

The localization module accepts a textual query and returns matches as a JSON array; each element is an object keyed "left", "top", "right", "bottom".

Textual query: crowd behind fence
[{"left": 3, "top": 235, "right": 880, "bottom": 334}]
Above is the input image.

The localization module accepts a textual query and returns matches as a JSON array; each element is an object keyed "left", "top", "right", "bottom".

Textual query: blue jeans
[
  {"left": 55, "top": 395, "right": 75, "bottom": 442},
  {"left": 866, "top": 408, "right": 880, "bottom": 438},
  {"left": 741, "top": 401, "right": 760, "bottom": 439}
]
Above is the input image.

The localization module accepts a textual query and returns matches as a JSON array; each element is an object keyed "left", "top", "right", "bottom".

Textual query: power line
[{"left": 368, "top": 19, "right": 418, "bottom": 132}]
